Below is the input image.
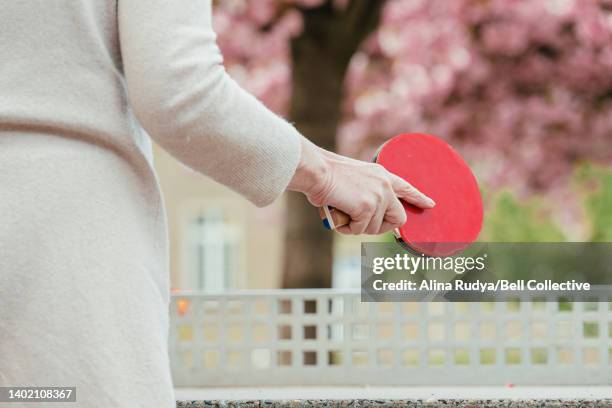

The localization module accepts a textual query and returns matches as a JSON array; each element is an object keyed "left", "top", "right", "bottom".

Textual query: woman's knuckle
[
  {"left": 372, "top": 188, "right": 384, "bottom": 202},
  {"left": 368, "top": 163, "right": 385, "bottom": 177},
  {"left": 387, "top": 203, "right": 406, "bottom": 225},
  {"left": 398, "top": 211, "right": 407, "bottom": 224},
  {"left": 381, "top": 178, "right": 392, "bottom": 188},
  {"left": 364, "top": 200, "right": 376, "bottom": 214},
  {"left": 355, "top": 199, "right": 373, "bottom": 217},
  {"left": 403, "top": 186, "right": 418, "bottom": 197}
]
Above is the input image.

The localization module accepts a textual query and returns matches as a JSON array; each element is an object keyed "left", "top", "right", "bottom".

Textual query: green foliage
[
  {"left": 480, "top": 190, "right": 565, "bottom": 242},
  {"left": 575, "top": 164, "right": 612, "bottom": 242}
]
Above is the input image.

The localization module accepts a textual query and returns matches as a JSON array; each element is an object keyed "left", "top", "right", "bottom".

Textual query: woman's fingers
[
  {"left": 347, "top": 202, "right": 375, "bottom": 235},
  {"left": 357, "top": 191, "right": 406, "bottom": 235},
  {"left": 364, "top": 200, "right": 386, "bottom": 234},
  {"left": 389, "top": 173, "right": 435, "bottom": 209},
  {"left": 336, "top": 225, "right": 352, "bottom": 234},
  {"left": 349, "top": 219, "right": 370, "bottom": 235},
  {"left": 378, "top": 221, "right": 398, "bottom": 234},
  {"left": 385, "top": 195, "right": 407, "bottom": 226}
]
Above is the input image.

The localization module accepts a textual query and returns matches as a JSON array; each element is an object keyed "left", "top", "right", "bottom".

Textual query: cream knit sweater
[{"left": 0, "top": 1, "right": 301, "bottom": 407}]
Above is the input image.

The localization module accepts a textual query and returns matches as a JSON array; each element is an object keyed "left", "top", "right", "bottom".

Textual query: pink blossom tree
[{"left": 214, "top": 0, "right": 612, "bottom": 287}]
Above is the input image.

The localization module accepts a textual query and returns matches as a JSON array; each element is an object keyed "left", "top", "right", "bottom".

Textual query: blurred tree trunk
[{"left": 282, "top": 0, "right": 386, "bottom": 288}]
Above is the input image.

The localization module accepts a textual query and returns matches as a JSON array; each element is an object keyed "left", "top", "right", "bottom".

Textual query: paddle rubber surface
[{"left": 374, "top": 133, "right": 483, "bottom": 256}]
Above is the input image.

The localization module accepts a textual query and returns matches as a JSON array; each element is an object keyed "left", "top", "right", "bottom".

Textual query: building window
[
  {"left": 332, "top": 255, "right": 361, "bottom": 289},
  {"left": 187, "top": 208, "right": 242, "bottom": 291}
]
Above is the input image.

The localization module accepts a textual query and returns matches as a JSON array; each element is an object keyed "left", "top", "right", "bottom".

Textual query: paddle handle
[{"left": 320, "top": 205, "right": 351, "bottom": 230}]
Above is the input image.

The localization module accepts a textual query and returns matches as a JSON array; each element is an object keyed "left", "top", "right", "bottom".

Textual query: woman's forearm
[{"left": 118, "top": 0, "right": 301, "bottom": 207}]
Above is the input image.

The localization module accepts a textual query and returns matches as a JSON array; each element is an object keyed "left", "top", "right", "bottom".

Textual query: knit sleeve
[{"left": 117, "top": 0, "right": 302, "bottom": 207}]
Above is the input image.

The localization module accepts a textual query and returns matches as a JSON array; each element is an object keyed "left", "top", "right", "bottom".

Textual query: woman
[{"left": 0, "top": 1, "right": 433, "bottom": 406}]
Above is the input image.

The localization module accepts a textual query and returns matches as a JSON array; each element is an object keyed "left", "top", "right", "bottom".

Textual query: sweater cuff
[{"left": 238, "top": 123, "right": 302, "bottom": 207}]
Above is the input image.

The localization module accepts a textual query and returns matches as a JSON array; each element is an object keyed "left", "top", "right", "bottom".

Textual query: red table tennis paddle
[{"left": 321, "top": 133, "right": 483, "bottom": 257}]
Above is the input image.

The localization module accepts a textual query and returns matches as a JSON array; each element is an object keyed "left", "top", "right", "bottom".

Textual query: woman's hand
[{"left": 288, "top": 137, "right": 435, "bottom": 235}]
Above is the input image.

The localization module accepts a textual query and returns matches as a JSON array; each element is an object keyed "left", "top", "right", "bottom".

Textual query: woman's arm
[
  {"left": 119, "top": 0, "right": 301, "bottom": 207},
  {"left": 119, "top": 0, "right": 434, "bottom": 234}
]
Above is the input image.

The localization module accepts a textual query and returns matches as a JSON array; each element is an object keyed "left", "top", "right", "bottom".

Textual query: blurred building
[
  {"left": 153, "top": 144, "right": 285, "bottom": 291},
  {"left": 154, "top": 144, "right": 362, "bottom": 291}
]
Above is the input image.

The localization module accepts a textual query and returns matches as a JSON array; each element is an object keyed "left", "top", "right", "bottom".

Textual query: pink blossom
[{"left": 213, "top": 0, "right": 612, "bottom": 198}]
